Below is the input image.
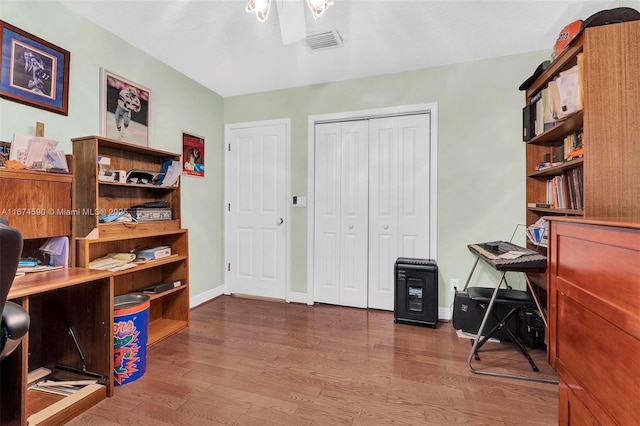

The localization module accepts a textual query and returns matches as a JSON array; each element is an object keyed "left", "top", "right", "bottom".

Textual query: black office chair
[
  {"left": 0, "top": 218, "right": 30, "bottom": 361},
  {"left": 466, "top": 286, "right": 545, "bottom": 379}
]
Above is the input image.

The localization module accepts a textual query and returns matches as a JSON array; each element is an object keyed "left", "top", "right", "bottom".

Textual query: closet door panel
[
  {"left": 368, "top": 117, "right": 400, "bottom": 310},
  {"left": 339, "top": 121, "right": 369, "bottom": 308},
  {"left": 314, "top": 123, "right": 342, "bottom": 304}
]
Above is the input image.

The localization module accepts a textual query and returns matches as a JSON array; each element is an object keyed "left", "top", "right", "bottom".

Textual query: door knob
[
  {"left": 278, "top": 218, "right": 284, "bottom": 225},
  {"left": 348, "top": 224, "right": 354, "bottom": 229},
  {"left": 383, "top": 224, "right": 389, "bottom": 230}
]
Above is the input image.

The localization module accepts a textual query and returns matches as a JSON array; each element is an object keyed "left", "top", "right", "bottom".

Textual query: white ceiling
[{"left": 59, "top": 0, "right": 619, "bottom": 97}]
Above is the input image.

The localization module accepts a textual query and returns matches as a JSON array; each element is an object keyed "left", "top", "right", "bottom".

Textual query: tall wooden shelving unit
[
  {"left": 72, "top": 136, "right": 189, "bottom": 346},
  {"left": 524, "top": 20, "right": 640, "bottom": 289},
  {"left": 524, "top": 20, "right": 640, "bottom": 425}
]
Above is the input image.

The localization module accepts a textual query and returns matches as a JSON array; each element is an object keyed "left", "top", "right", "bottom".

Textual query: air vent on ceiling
[{"left": 305, "top": 29, "right": 343, "bottom": 52}]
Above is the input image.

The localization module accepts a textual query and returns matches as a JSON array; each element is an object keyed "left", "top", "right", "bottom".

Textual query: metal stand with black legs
[{"left": 463, "top": 242, "right": 558, "bottom": 385}]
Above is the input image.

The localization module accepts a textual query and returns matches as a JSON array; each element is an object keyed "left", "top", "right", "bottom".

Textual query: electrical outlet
[{"left": 450, "top": 279, "right": 460, "bottom": 293}]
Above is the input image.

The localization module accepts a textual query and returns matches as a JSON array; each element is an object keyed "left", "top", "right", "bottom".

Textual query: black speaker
[
  {"left": 394, "top": 258, "right": 438, "bottom": 328},
  {"left": 452, "top": 290, "right": 518, "bottom": 341}
]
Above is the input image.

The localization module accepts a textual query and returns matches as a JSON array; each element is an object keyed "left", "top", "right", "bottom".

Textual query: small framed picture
[
  {"left": 0, "top": 20, "right": 70, "bottom": 115},
  {"left": 100, "top": 68, "right": 150, "bottom": 146},
  {"left": 182, "top": 132, "right": 204, "bottom": 177}
]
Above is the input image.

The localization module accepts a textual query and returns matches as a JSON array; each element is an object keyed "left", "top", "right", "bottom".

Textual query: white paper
[{"left": 40, "top": 236, "right": 69, "bottom": 267}]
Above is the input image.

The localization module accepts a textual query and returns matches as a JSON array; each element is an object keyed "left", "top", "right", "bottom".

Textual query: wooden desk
[
  {"left": 547, "top": 217, "right": 640, "bottom": 425},
  {"left": 2, "top": 268, "right": 113, "bottom": 426}
]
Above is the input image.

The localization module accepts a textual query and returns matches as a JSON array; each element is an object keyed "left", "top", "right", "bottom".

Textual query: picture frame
[
  {"left": 0, "top": 20, "right": 70, "bottom": 115},
  {"left": 100, "top": 68, "right": 150, "bottom": 146},
  {"left": 182, "top": 132, "right": 204, "bottom": 177}
]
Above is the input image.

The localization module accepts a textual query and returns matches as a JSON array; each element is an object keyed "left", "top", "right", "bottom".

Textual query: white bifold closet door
[
  {"left": 314, "top": 121, "right": 370, "bottom": 308},
  {"left": 314, "top": 114, "right": 430, "bottom": 310}
]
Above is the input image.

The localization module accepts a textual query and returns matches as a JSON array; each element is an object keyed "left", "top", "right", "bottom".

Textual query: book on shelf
[
  {"left": 545, "top": 168, "right": 583, "bottom": 210},
  {"left": 527, "top": 203, "right": 553, "bottom": 208},
  {"left": 138, "top": 280, "right": 184, "bottom": 294},
  {"left": 134, "top": 246, "right": 172, "bottom": 262}
]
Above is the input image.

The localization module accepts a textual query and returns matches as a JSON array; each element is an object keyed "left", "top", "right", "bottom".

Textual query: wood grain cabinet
[
  {"left": 547, "top": 217, "right": 640, "bottom": 425},
  {"left": 1, "top": 168, "right": 113, "bottom": 425}
]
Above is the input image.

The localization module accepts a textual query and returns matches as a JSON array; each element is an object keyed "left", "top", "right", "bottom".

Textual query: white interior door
[
  {"left": 314, "top": 121, "right": 369, "bottom": 308},
  {"left": 227, "top": 122, "right": 288, "bottom": 299},
  {"left": 368, "top": 115, "right": 431, "bottom": 310}
]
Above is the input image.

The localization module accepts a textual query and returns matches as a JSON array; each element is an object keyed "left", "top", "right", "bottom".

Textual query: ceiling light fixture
[
  {"left": 246, "top": 0, "right": 333, "bottom": 22},
  {"left": 306, "top": 0, "right": 333, "bottom": 20},
  {"left": 246, "top": 0, "right": 272, "bottom": 23}
]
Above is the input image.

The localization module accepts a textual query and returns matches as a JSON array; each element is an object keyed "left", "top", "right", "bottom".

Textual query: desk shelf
[{"left": 4, "top": 268, "right": 113, "bottom": 426}]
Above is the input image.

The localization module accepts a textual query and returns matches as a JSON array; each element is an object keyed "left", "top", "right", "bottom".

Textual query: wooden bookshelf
[
  {"left": 72, "top": 136, "right": 190, "bottom": 347},
  {"left": 523, "top": 20, "right": 640, "bottom": 425},
  {"left": 524, "top": 20, "right": 640, "bottom": 255}
]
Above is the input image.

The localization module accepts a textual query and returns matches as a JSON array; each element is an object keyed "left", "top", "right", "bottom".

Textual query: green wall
[
  {"left": 1, "top": 0, "right": 556, "bottom": 315},
  {"left": 0, "top": 1, "right": 225, "bottom": 304},
  {"left": 224, "top": 50, "right": 550, "bottom": 312}
]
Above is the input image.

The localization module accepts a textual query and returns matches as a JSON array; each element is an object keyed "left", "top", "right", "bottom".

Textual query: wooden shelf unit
[
  {"left": 524, "top": 20, "right": 640, "bottom": 273},
  {"left": 71, "top": 135, "right": 181, "bottom": 239},
  {"left": 72, "top": 135, "right": 189, "bottom": 347},
  {"left": 76, "top": 229, "right": 190, "bottom": 345},
  {"left": 526, "top": 21, "right": 640, "bottom": 221},
  {"left": 522, "top": 20, "right": 640, "bottom": 425}
]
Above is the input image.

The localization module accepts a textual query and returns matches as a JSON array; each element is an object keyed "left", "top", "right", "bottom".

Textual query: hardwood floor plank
[{"left": 67, "top": 296, "right": 557, "bottom": 425}]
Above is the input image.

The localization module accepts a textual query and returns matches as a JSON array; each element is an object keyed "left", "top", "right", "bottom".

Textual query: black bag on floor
[{"left": 518, "top": 307, "right": 545, "bottom": 349}]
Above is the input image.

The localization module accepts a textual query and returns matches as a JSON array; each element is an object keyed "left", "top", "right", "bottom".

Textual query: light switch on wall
[{"left": 292, "top": 196, "right": 306, "bottom": 207}]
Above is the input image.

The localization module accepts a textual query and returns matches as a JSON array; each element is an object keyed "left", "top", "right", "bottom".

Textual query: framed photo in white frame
[{"left": 100, "top": 69, "right": 150, "bottom": 146}]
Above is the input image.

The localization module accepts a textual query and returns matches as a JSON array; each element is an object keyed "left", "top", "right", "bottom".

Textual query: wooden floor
[{"left": 68, "top": 296, "right": 558, "bottom": 425}]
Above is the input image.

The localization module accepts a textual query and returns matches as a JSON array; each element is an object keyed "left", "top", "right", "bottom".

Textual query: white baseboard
[
  {"left": 286, "top": 291, "right": 311, "bottom": 305},
  {"left": 190, "top": 285, "right": 224, "bottom": 309},
  {"left": 439, "top": 307, "right": 452, "bottom": 321},
  {"left": 192, "top": 287, "right": 453, "bottom": 322}
]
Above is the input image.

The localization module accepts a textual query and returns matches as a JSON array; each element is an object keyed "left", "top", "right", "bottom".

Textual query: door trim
[
  {"left": 224, "top": 118, "right": 291, "bottom": 301},
  {"left": 307, "top": 103, "right": 438, "bottom": 306}
]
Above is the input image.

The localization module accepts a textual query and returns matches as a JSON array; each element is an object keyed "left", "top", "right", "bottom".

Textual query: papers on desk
[
  {"left": 89, "top": 253, "right": 137, "bottom": 271},
  {"left": 9, "top": 134, "right": 69, "bottom": 172},
  {"left": 17, "top": 265, "right": 63, "bottom": 273}
]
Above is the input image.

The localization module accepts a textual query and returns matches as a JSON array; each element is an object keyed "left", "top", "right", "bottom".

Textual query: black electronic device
[
  {"left": 452, "top": 290, "right": 518, "bottom": 341},
  {"left": 394, "top": 258, "right": 438, "bottom": 328}
]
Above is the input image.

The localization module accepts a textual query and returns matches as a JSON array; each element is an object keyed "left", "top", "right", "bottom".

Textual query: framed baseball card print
[
  {"left": 0, "top": 20, "right": 70, "bottom": 115},
  {"left": 100, "top": 68, "right": 150, "bottom": 146}
]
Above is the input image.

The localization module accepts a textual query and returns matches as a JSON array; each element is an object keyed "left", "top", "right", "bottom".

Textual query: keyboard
[{"left": 468, "top": 241, "right": 547, "bottom": 272}]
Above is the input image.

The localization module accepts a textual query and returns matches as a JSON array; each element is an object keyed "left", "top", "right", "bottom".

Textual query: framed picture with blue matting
[{"left": 0, "top": 20, "right": 70, "bottom": 115}]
